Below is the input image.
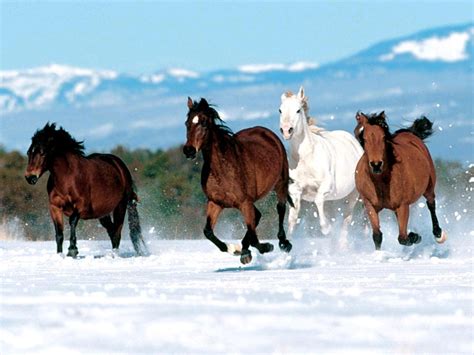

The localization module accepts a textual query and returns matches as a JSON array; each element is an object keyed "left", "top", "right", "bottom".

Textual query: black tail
[
  {"left": 407, "top": 116, "right": 434, "bottom": 140},
  {"left": 127, "top": 196, "right": 148, "bottom": 256}
]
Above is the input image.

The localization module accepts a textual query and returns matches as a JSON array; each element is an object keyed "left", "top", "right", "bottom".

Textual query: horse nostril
[
  {"left": 288, "top": 127, "right": 294, "bottom": 134},
  {"left": 183, "top": 145, "right": 197, "bottom": 159},
  {"left": 369, "top": 161, "right": 383, "bottom": 173},
  {"left": 280, "top": 128, "right": 283, "bottom": 134},
  {"left": 25, "top": 175, "right": 38, "bottom": 185}
]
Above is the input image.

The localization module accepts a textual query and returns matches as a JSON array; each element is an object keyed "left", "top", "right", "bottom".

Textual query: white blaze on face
[{"left": 192, "top": 115, "right": 199, "bottom": 124}]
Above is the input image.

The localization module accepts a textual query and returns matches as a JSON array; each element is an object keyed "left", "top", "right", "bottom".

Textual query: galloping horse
[
  {"left": 279, "top": 87, "right": 363, "bottom": 239},
  {"left": 183, "top": 98, "right": 293, "bottom": 264},
  {"left": 354, "top": 112, "right": 447, "bottom": 249},
  {"left": 25, "top": 123, "right": 147, "bottom": 257}
]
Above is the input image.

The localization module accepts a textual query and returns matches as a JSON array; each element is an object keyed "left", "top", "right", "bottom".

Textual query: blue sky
[{"left": 1, "top": 1, "right": 472, "bottom": 73}]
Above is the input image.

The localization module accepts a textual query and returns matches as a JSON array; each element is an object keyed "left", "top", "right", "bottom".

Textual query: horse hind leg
[
  {"left": 273, "top": 180, "right": 292, "bottom": 252},
  {"left": 99, "top": 215, "right": 115, "bottom": 241},
  {"left": 67, "top": 212, "right": 80, "bottom": 257},
  {"left": 240, "top": 202, "right": 273, "bottom": 264},
  {"left": 277, "top": 202, "right": 292, "bottom": 252},
  {"left": 424, "top": 189, "right": 447, "bottom": 244},
  {"left": 339, "top": 189, "right": 359, "bottom": 248},
  {"left": 109, "top": 200, "right": 127, "bottom": 250}
]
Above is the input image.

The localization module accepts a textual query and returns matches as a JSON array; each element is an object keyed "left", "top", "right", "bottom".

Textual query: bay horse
[
  {"left": 183, "top": 97, "right": 293, "bottom": 264},
  {"left": 279, "top": 87, "right": 363, "bottom": 241},
  {"left": 354, "top": 112, "right": 447, "bottom": 250},
  {"left": 24, "top": 123, "right": 148, "bottom": 257}
]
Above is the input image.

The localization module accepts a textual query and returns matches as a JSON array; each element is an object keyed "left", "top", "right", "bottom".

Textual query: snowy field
[{"left": 1, "top": 228, "right": 472, "bottom": 354}]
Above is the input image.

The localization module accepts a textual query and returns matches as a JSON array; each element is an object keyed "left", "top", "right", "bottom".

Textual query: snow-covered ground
[{"left": 1, "top": 230, "right": 472, "bottom": 354}]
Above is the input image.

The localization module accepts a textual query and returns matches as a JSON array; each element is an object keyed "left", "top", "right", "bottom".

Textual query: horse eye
[
  {"left": 297, "top": 109, "right": 301, "bottom": 114},
  {"left": 279, "top": 109, "right": 282, "bottom": 114}
]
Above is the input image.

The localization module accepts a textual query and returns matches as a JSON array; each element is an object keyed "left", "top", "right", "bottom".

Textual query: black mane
[
  {"left": 189, "top": 98, "right": 234, "bottom": 138},
  {"left": 30, "top": 123, "right": 85, "bottom": 156},
  {"left": 364, "top": 111, "right": 392, "bottom": 137}
]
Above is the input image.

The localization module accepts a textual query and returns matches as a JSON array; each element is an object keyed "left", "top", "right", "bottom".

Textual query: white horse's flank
[{"left": 279, "top": 87, "right": 363, "bottom": 239}]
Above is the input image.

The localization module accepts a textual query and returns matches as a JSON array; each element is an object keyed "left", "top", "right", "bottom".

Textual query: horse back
[
  {"left": 48, "top": 153, "right": 134, "bottom": 219},
  {"left": 207, "top": 126, "right": 287, "bottom": 204}
]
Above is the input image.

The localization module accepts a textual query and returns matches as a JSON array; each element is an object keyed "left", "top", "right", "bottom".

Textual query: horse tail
[
  {"left": 282, "top": 158, "right": 295, "bottom": 208},
  {"left": 287, "top": 192, "right": 295, "bottom": 208},
  {"left": 127, "top": 192, "right": 149, "bottom": 256},
  {"left": 408, "top": 116, "right": 434, "bottom": 140}
]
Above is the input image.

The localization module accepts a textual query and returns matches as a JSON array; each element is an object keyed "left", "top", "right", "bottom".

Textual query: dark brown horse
[
  {"left": 354, "top": 112, "right": 447, "bottom": 250},
  {"left": 25, "top": 123, "right": 147, "bottom": 257},
  {"left": 183, "top": 98, "right": 293, "bottom": 264}
]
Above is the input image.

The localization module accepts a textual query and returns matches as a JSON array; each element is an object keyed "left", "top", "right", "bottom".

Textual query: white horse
[{"left": 279, "top": 87, "right": 363, "bottom": 240}]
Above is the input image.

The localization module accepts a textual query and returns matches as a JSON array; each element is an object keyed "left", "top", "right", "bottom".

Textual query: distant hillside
[{"left": 1, "top": 23, "right": 472, "bottom": 162}]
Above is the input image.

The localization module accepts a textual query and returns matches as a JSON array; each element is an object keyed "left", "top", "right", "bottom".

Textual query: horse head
[
  {"left": 355, "top": 111, "right": 391, "bottom": 175},
  {"left": 279, "top": 86, "right": 309, "bottom": 140},
  {"left": 25, "top": 123, "right": 84, "bottom": 184}
]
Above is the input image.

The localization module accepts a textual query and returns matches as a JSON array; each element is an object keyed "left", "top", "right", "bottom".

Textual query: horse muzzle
[
  {"left": 183, "top": 145, "right": 197, "bottom": 160},
  {"left": 369, "top": 161, "right": 383, "bottom": 174},
  {"left": 280, "top": 127, "right": 294, "bottom": 140},
  {"left": 25, "top": 174, "right": 39, "bottom": 185}
]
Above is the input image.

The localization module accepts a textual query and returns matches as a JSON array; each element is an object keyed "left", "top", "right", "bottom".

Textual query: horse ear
[
  {"left": 356, "top": 112, "right": 368, "bottom": 124},
  {"left": 199, "top": 98, "right": 209, "bottom": 108},
  {"left": 187, "top": 97, "right": 193, "bottom": 109},
  {"left": 380, "top": 111, "right": 386, "bottom": 118},
  {"left": 298, "top": 86, "right": 305, "bottom": 100}
]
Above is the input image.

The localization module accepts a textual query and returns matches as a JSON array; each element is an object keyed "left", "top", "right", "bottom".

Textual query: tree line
[{"left": 0, "top": 145, "right": 472, "bottom": 241}]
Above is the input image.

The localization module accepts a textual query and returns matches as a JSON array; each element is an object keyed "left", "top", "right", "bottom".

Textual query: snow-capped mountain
[{"left": 1, "top": 23, "right": 472, "bottom": 162}]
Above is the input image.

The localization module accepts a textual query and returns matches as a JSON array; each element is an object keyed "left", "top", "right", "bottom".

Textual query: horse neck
[
  {"left": 49, "top": 152, "right": 82, "bottom": 179},
  {"left": 202, "top": 128, "right": 236, "bottom": 172},
  {"left": 289, "top": 116, "right": 314, "bottom": 158}
]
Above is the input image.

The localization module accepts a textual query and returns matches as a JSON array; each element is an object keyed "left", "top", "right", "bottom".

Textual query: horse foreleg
[
  {"left": 363, "top": 201, "right": 382, "bottom": 250},
  {"left": 315, "top": 195, "right": 331, "bottom": 235},
  {"left": 395, "top": 205, "right": 421, "bottom": 246},
  {"left": 50, "top": 205, "right": 64, "bottom": 254},
  {"left": 203, "top": 201, "right": 240, "bottom": 255},
  {"left": 67, "top": 212, "right": 80, "bottom": 257}
]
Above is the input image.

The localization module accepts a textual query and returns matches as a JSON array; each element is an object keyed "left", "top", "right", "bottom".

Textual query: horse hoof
[
  {"left": 321, "top": 225, "right": 331, "bottom": 235},
  {"left": 398, "top": 237, "right": 412, "bottom": 246},
  {"left": 257, "top": 242, "right": 274, "bottom": 254},
  {"left": 67, "top": 248, "right": 79, "bottom": 258},
  {"left": 240, "top": 250, "right": 252, "bottom": 264},
  {"left": 408, "top": 232, "right": 422, "bottom": 245},
  {"left": 435, "top": 230, "right": 447, "bottom": 244},
  {"left": 279, "top": 240, "right": 292, "bottom": 253}
]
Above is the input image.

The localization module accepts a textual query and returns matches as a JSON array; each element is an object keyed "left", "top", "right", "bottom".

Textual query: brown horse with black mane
[
  {"left": 354, "top": 112, "right": 447, "bottom": 250},
  {"left": 25, "top": 123, "right": 147, "bottom": 257},
  {"left": 183, "top": 98, "right": 293, "bottom": 264}
]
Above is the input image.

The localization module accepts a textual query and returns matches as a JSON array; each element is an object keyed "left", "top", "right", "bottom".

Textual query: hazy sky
[{"left": 1, "top": 1, "right": 472, "bottom": 73}]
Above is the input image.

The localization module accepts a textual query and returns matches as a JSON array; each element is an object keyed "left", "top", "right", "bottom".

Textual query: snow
[
  {"left": 380, "top": 29, "right": 473, "bottom": 62},
  {"left": 1, "top": 233, "right": 472, "bottom": 354},
  {"left": 167, "top": 68, "right": 199, "bottom": 79},
  {"left": 0, "top": 64, "right": 118, "bottom": 111},
  {"left": 238, "top": 61, "right": 318, "bottom": 74}
]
